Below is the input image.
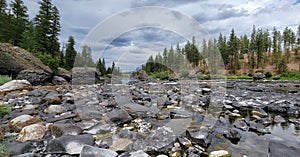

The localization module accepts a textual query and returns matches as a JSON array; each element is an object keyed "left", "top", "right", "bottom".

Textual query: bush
[
  {"left": 280, "top": 71, "right": 300, "bottom": 80},
  {"left": 265, "top": 72, "right": 273, "bottom": 78},
  {"left": 227, "top": 75, "right": 252, "bottom": 80},
  {"left": 37, "top": 54, "right": 59, "bottom": 73},
  {"left": 0, "top": 75, "right": 12, "bottom": 86},
  {"left": 198, "top": 75, "right": 211, "bottom": 80}
]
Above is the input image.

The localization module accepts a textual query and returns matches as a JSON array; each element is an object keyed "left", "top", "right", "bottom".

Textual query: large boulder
[
  {"left": 0, "top": 43, "right": 52, "bottom": 82},
  {"left": 0, "top": 80, "right": 31, "bottom": 92},
  {"left": 72, "top": 67, "right": 100, "bottom": 85},
  {"left": 138, "top": 70, "right": 148, "bottom": 81},
  {"left": 57, "top": 67, "right": 72, "bottom": 81},
  {"left": 15, "top": 69, "right": 52, "bottom": 85},
  {"left": 253, "top": 72, "right": 265, "bottom": 81}
]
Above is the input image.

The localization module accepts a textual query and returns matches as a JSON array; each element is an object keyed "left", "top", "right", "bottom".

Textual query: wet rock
[
  {"left": 248, "top": 121, "right": 270, "bottom": 134},
  {"left": 49, "top": 124, "right": 83, "bottom": 137},
  {"left": 46, "top": 134, "right": 94, "bottom": 154},
  {"left": 44, "top": 105, "right": 65, "bottom": 114},
  {"left": 80, "top": 145, "right": 118, "bottom": 157},
  {"left": 109, "top": 138, "right": 133, "bottom": 151},
  {"left": 9, "top": 114, "right": 41, "bottom": 132},
  {"left": 16, "top": 123, "right": 47, "bottom": 142},
  {"left": 0, "top": 80, "right": 31, "bottom": 92},
  {"left": 108, "top": 108, "right": 132, "bottom": 125},
  {"left": 46, "top": 113, "right": 76, "bottom": 123},
  {"left": 268, "top": 141, "right": 300, "bottom": 157},
  {"left": 52, "top": 76, "right": 68, "bottom": 85},
  {"left": 273, "top": 115, "right": 286, "bottom": 123},
  {"left": 209, "top": 150, "right": 229, "bottom": 157}
]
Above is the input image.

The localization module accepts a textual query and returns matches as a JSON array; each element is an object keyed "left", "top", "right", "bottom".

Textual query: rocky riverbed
[{"left": 0, "top": 80, "right": 299, "bottom": 157}]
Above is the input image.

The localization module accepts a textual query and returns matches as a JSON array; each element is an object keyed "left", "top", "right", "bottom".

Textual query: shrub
[
  {"left": 38, "top": 54, "right": 59, "bottom": 73},
  {"left": 265, "top": 72, "right": 273, "bottom": 78},
  {"left": 280, "top": 71, "right": 300, "bottom": 80},
  {"left": 198, "top": 75, "right": 211, "bottom": 80},
  {"left": 0, "top": 75, "right": 12, "bottom": 86}
]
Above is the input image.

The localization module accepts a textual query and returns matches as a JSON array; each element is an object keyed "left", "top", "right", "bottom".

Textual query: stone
[
  {"left": 268, "top": 141, "right": 300, "bottom": 157},
  {"left": 130, "top": 150, "right": 150, "bottom": 157},
  {"left": 0, "top": 80, "right": 31, "bottom": 92},
  {"left": 233, "top": 120, "right": 248, "bottom": 131},
  {"left": 209, "top": 150, "right": 229, "bottom": 157},
  {"left": 273, "top": 115, "right": 286, "bottom": 123},
  {"left": 46, "top": 134, "right": 94, "bottom": 155},
  {"left": 108, "top": 108, "right": 132, "bottom": 125},
  {"left": 165, "top": 118, "right": 192, "bottom": 136},
  {"left": 253, "top": 72, "right": 265, "bottom": 81},
  {"left": 42, "top": 90, "right": 62, "bottom": 104},
  {"left": 57, "top": 67, "right": 71, "bottom": 81},
  {"left": 8, "top": 114, "right": 41, "bottom": 132},
  {"left": 0, "top": 43, "right": 52, "bottom": 79},
  {"left": 121, "top": 103, "right": 150, "bottom": 117},
  {"left": 16, "top": 123, "right": 47, "bottom": 142},
  {"left": 80, "top": 145, "right": 118, "bottom": 157},
  {"left": 44, "top": 105, "right": 65, "bottom": 114},
  {"left": 109, "top": 138, "right": 133, "bottom": 151},
  {"left": 3, "top": 141, "right": 34, "bottom": 156},
  {"left": 52, "top": 76, "right": 68, "bottom": 85},
  {"left": 49, "top": 124, "right": 83, "bottom": 137},
  {"left": 186, "top": 127, "right": 212, "bottom": 147},
  {"left": 224, "top": 128, "right": 241, "bottom": 144},
  {"left": 138, "top": 70, "right": 148, "bottom": 81},
  {"left": 133, "top": 126, "right": 176, "bottom": 152},
  {"left": 15, "top": 69, "right": 52, "bottom": 85}
]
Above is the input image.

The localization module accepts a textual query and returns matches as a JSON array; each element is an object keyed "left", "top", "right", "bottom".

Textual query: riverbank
[{"left": 0, "top": 80, "right": 299, "bottom": 156}]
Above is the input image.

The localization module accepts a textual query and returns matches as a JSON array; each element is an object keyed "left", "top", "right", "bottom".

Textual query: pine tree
[
  {"left": 65, "top": 36, "right": 77, "bottom": 70},
  {"left": 0, "top": 0, "right": 6, "bottom": 12},
  {"left": 0, "top": 0, "right": 13, "bottom": 43},
  {"left": 34, "top": 0, "right": 60, "bottom": 56},
  {"left": 20, "top": 21, "right": 37, "bottom": 52},
  {"left": 10, "top": 0, "right": 28, "bottom": 46},
  {"left": 228, "top": 29, "right": 240, "bottom": 74}
]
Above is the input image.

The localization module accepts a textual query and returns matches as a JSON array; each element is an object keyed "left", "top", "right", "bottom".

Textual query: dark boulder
[{"left": 0, "top": 43, "right": 52, "bottom": 84}]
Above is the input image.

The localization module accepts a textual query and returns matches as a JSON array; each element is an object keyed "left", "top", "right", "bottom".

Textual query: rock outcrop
[{"left": 0, "top": 43, "right": 53, "bottom": 85}]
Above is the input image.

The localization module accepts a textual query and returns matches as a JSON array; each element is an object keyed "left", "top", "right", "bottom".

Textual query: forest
[{"left": 1, "top": 0, "right": 300, "bottom": 80}]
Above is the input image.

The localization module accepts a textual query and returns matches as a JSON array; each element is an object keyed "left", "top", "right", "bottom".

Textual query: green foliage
[
  {"left": 226, "top": 75, "right": 253, "bottom": 79},
  {"left": 0, "top": 143, "right": 11, "bottom": 156},
  {"left": 280, "top": 71, "right": 300, "bottom": 80},
  {"left": 0, "top": 105, "right": 9, "bottom": 117},
  {"left": 74, "top": 45, "right": 95, "bottom": 67},
  {"left": 198, "top": 75, "right": 211, "bottom": 80},
  {"left": 0, "top": 75, "right": 12, "bottom": 86},
  {"left": 65, "top": 36, "right": 77, "bottom": 70},
  {"left": 38, "top": 53, "right": 59, "bottom": 73},
  {"left": 265, "top": 71, "right": 273, "bottom": 78},
  {"left": 150, "top": 71, "right": 170, "bottom": 80}
]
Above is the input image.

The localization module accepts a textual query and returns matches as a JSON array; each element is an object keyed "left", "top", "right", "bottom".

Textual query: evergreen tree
[
  {"left": 20, "top": 21, "right": 36, "bottom": 52},
  {"left": 75, "top": 45, "right": 95, "bottom": 67},
  {"left": 10, "top": 0, "right": 28, "bottom": 46},
  {"left": 228, "top": 29, "right": 240, "bottom": 74},
  {"left": 0, "top": 0, "right": 13, "bottom": 43},
  {"left": 34, "top": 0, "right": 60, "bottom": 56},
  {"left": 65, "top": 36, "right": 77, "bottom": 70},
  {"left": 217, "top": 33, "right": 229, "bottom": 65},
  {"left": 0, "top": 0, "right": 6, "bottom": 12}
]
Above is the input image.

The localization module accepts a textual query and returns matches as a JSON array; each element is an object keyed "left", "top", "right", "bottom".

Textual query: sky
[{"left": 6, "top": 0, "right": 300, "bottom": 72}]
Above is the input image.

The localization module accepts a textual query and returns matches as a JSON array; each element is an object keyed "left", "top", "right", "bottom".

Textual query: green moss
[
  {"left": 0, "top": 75, "right": 12, "bottom": 86},
  {"left": 0, "top": 143, "right": 11, "bottom": 156}
]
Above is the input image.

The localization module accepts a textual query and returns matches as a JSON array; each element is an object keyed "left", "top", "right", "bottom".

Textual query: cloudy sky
[{"left": 6, "top": 0, "right": 300, "bottom": 71}]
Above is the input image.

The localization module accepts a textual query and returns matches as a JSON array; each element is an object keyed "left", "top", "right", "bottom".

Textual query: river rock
[
  {"left": 16, "top": 123, "right": 47, "bottom": 142},
  {"left": 130, "top": 150, "right": 150, "bottom": 157},
  {"left": 46, "top": 134, "right": 94, "bottom": 154},
  {"left": 3, "top": 141, "right": 34, "bottom": 156},
  {"left": 253, "top": 72, "right": 265, "bottom": 81},
  {"left": 108, "top": 108, "right": 132, "bottom": 125},
  {"left": 209, "top": 150, "right": 229, "bottom": 157},
  {"left": 44, "top": 105, "right": 65, "bottom": 114},
  {"left": 0, "top": 80, "right": 31, "bottom": 92},
  {"left": 49, "top": 124, "right": 83, "bottom": 137},
  {"left": 109, "top": 138, "right": 133, "bottom": 151},
  {"left": 273, "top": 115, "right": 286, "bottom": 123},
  {"left": 52, "top": 76, "right": 68, "bottom": 85},
  {"left": 72, "top": 67, "right": 100, "bottom": 85},
  {"left": 186, "top": 127, "right": 212, "bottom": 147},
  {"left": 42, "top": 90, "right": 61, "bottom": 104},
  {"left": 9, "top": 114, "right": 41, "bottom": 132},
  {"left": 57, "top": 67, "right": 71, "bottom": 81},
  {"left": 138, "top": 70, "right": 148, "bottom": 81},
  {"left": 80, "top": 145, "right": 118, "bottom": 157},
  {"left": 268, "top": 141, "right": 300, "bottom": 157}
]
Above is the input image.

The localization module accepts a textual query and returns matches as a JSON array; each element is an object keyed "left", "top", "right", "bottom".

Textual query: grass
[
  {"left": 278, "top": 71, "right": 300, "bottom": 80},
  {"left": 0, "top": 106, "right": 9, "bottom": 118},
  {"left": 0, "top": 75, "right": 12, "bottom": 86},
  {"left": 0, "top": 143, "right": 11, "bottom": 156},
  {"left": 226, "top": 75, "right": 252, "bottom": 80}
]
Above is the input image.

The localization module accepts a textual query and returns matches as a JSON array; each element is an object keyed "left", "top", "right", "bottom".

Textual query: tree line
[{"left": 143, "top": 25, "right": 300, "bottom": 76}]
